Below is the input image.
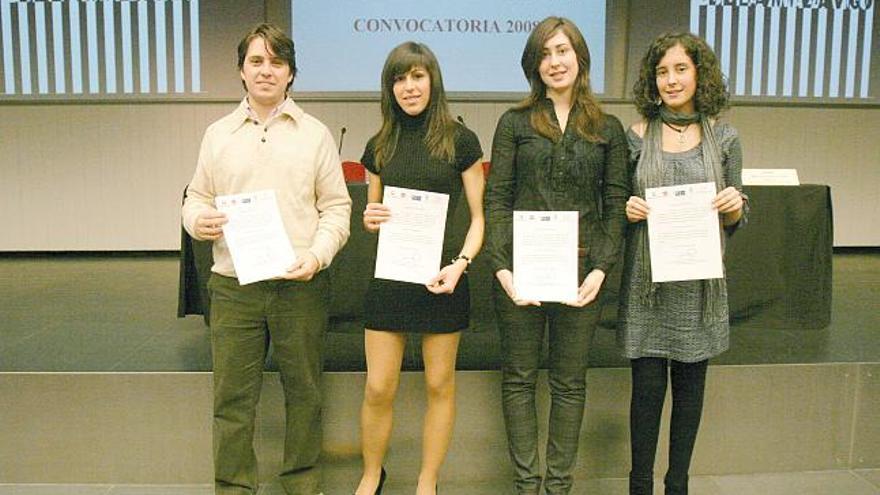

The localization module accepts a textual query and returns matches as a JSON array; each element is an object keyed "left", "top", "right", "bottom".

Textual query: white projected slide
[
  {"left": 290, "top": 0, "right": 606, "bottom": 93},
  {"left": 1, "top": 0, "right": 201, "bottom": 96},
  {"left": 691, "top": 0, "right": 875, "bottom": 99}
]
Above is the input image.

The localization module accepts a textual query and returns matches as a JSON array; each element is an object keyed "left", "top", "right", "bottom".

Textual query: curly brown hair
[{"left": 632, "top": 32, "right": 729, "bottom": 119}]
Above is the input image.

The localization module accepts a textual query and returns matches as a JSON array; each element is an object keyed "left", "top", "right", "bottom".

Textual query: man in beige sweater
[{"left": 182, "top": 23, "right": 351, "bottom": 495}]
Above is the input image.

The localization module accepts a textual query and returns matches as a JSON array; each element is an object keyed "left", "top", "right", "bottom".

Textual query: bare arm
[{"left": 426, "top": 159, "right": 485, "bottom": 294}]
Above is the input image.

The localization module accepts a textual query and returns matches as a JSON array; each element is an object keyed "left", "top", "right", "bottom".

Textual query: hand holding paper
[
  {"left": 363, "top": 202, "right": 391, "bottom": 233},
  {"left": 566, "top": 269, "right": 606, "bottom": 307},
  {"left": 194, "top": 209, "right": 228, "bottom": 240},
  {"left": 216, "top": 190, "right": 297, "bottom": 285},
  {"left": 426, "top": 261, "right": 466, "bottom": 294},
  {"left": 495, "top": 269, "right": 541, "bottom": 306},
  {"left": 513, "top": 211, "right": 579, "bottom": 303},
  {"left": 625, "top": 195, "right": 650, "bottom": 223},
  {"left": 374, "top": 186, "right": 449, "bottom": 285},
  {"left": 646, "top": 182, "right": 723, "bottom": 283},
  {"left": 713, "top": 186, "right": 744, "bottom": 214},
  {"left": 280, "top": 251, "right": 320, "bottom": 282}
]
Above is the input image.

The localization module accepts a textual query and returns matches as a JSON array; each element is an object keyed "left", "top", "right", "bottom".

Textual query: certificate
[
  {"left": 374, "top": 186, "right": 449, "bottom": 285},
  {"left": 646, "top": 182, "right": 723, "bottom": 283},
  {"left": 215, "top": 190, "right": 297, "bottom": 285},
  {"left": 513, "top": 211, "right": 579, "bottom": 302}
]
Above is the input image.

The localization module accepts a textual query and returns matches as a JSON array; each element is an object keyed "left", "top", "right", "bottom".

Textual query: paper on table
[
  {"left": 513, "top": 211, "right": 579, "bottom": 302},
  {"left": 741, "top": 168, "right": 800, "bottom": 185},
  {"left": 374, "top": 186, "right": 449, "bottom": 285},
  {"left": 646, "top": 182, "right": 723, "bottom": 283},
  {"left": 216, "top": 190, "right": 297, "bottom": 285}
]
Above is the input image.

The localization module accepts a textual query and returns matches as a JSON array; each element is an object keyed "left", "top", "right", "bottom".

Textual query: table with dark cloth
[
  {"left": 178, "top": 183, "right": 833, "bottom": 370},
  {"left": 725, "top": 184, "right": 833, "bottom": 329}
]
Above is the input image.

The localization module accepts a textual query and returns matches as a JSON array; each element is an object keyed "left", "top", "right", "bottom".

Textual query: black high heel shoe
[
  {"left": 375, "top": 467, "right": 387, "bottom": 495},
  {"left": 353, "top": 467, "right": 386, "bottom": 495}
]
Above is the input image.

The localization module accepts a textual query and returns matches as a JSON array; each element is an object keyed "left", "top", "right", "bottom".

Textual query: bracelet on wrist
[{"left": 450, "top": 254, "right": 471, "bottom": 273}]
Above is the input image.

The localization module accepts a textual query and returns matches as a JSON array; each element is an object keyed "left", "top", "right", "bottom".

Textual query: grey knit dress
[{"left": 617, "top": 122, "right": 746, "bottom": 363}]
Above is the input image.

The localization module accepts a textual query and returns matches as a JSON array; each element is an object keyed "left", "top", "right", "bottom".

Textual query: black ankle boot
[
  {"left": 629, "top": 472, "right": 653, "bottom": 495},
  {"left": 664, "top": 472, "right": 688, "bottom": 495}
]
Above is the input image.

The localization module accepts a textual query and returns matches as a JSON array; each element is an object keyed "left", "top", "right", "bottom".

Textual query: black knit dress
[{"left": 361, "top": 112, "right": 482, "bottom": 333}]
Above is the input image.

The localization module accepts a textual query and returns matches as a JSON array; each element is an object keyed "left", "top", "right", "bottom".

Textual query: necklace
[{"left": 663, "top": 121, "right": 690, "bottom": 145}]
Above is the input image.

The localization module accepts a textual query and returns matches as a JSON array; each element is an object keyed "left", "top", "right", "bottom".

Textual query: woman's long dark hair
[
  {"left": 372, "top": 42, "right": 457, "bottom": 169},
  {"left": 517, "top": 16, "right": 605, "bottom": 143},
  {"left": 632, "top": 31, "right": 729, "bottom": 119}
]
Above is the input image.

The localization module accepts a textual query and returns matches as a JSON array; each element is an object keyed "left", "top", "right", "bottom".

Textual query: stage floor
[
  {"left": 2, "top": 469, "right": 880, "bottom": 494},
  {"left": 1, "top": 250, "right": 878, "bottom": 371}
]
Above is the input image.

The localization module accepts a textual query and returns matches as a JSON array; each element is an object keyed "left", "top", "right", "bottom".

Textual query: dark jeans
[
  {"left": 493, "top": 282, "right": 601, "bottom": 495},
  {"left": 629, "top": 358, "right": 708, "bottom": 495},
  {"left": 208, "top": 273, "right": 328, "bottom": 495}
]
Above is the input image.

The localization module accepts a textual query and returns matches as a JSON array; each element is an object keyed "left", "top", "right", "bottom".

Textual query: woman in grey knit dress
[{"left": 618, "top": 32, "right": 748, "bottom": 495}]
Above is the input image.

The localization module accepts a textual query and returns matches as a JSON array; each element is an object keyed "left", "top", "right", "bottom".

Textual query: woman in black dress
[
  {"left": 484, "top": 17, "right": 629, "bottom": 495},
  {"left": 353, "top": 42, "right": 484, "bottom": 495}
]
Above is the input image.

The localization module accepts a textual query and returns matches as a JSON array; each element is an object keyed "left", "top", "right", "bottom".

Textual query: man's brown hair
[{"left": 236, "top": 23, "right": 296, "bottom": 91}]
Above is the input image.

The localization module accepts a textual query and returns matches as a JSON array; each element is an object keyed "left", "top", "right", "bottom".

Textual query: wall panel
[{"left": 0, "top": 102, "right": 876, "bottom": 250}]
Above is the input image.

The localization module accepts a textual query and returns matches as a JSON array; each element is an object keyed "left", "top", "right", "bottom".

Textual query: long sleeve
[
  {"left": 309, "top": 128, "right": 352, "bottom": 269},
  {"left": 179, "top": 99, "right": 352, "bottom": 278},
  {"left": 721, "top": 124, "right": 749, "bottom": 235},
  {"left": 591, "top": 116, "right": 631, "bottom": 273},
  {"left": 484, "top": 110, "right": 517, "bottom": 274},
  {"left": 182, "top": 128, "right": 217, "bottom": 240}
]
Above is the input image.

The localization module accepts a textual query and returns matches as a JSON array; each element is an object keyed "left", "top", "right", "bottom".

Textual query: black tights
[{"left": 629, "top": 357, "right": 708, "bottom": 495}]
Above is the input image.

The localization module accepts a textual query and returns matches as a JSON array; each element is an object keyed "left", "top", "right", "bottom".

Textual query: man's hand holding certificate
[
  {"left": 374, "top": 186, "right": 449, "bottom": 285},
  {"left": 513, "top": 211, "right": 579, "bottom": 303},
  {"left": 216, "top": 190, "right": 297, "bottom": 285},
  {"left": 646, "top": 182, "right": 723, "bottom": 283}
]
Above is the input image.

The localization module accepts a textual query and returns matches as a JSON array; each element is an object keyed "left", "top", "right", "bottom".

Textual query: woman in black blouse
[
  {"left": 484, "top": 16, "right": 629, "bottom": 495},
  {"left": 354, "top": 42, "right": 484, "bottom": 495}
]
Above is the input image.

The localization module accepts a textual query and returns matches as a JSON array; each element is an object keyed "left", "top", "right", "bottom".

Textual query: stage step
[{"left": 2, "top": 364, "right": 878, "bottom": 484}]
